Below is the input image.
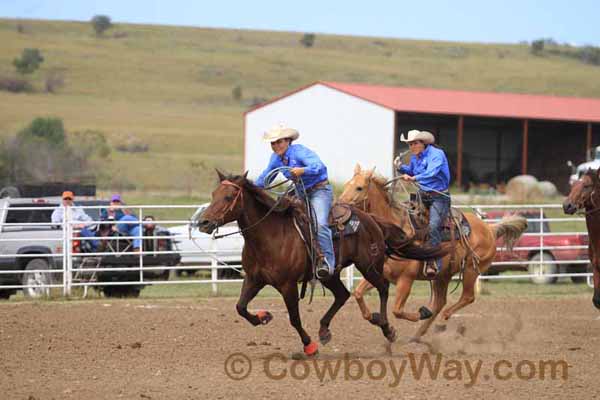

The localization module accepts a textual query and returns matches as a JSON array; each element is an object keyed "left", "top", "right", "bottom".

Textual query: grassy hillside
[{"left": 2, "top": 18, "right": 600, "bottom": 200}]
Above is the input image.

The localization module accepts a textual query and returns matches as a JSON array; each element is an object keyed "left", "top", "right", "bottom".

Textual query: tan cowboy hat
[
  {"left": 400, "top": 129, "right": 435, "bottom": 144},
  {"left": 262, "top": 123, "right": 300, "bottom": 142}
]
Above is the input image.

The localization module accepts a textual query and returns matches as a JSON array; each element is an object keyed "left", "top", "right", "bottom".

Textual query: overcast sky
[{"left": 1, "top": 0, "right": 599, "bottom": 45}]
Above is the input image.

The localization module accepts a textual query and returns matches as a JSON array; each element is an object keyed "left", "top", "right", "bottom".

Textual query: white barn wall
[{"left": 245, "top": 84, "right": 395, "bottom": 184}]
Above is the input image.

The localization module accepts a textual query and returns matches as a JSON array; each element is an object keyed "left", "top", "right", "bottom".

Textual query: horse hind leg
[
  {"left": 319, "top": 273, "right": 351, "bottom": 345},
  {"left": 593, "top": 266, "right": 600, "bottom": 310},
  {"left": 360, "top": 265, "right": 396, "bottom": 342},
  {"left": 413, "top": 275, "right": 450, "bottom": 340},
  {"left": 353, "top": 278, "right": 375, "bottom": 321}
]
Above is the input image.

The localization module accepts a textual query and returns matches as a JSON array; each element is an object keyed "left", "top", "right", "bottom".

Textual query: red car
[{"left": 482, "top": 209, "right": 589, "bottom": 284}]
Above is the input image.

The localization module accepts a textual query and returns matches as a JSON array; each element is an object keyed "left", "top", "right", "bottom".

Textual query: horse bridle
[
  {"left": 573, "top": 181, "right": 600, "bottom": 216},
  {"left": 211, "top": 180, "right": 288, "bottom": 239}
]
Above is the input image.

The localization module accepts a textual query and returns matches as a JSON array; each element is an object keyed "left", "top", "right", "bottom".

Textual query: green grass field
[
  {"left": 2, "top": 18, "right": 600, "bottom": 201},
  {"left": 3, "top": 276, "right": 592, "bottom": 302}
]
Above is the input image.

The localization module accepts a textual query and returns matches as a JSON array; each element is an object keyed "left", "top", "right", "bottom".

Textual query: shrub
[
  {"left": 531, "top": 39, "right": 544, "bottom": 55},
  {"left": 114, "top": 134, "right": 150, "bottom": 153},
  {"left": 300, "top": 33, "right": 316, "bottom": 48},
  {"left": 247, "top": 96, "right": 268, "bottom": 108},
  {"left": 18, "top": 117, "right": 66, "bottom": 147},
  {"left": 579, "top": 46, "right": 600, "bottom": 66},
  {"left": 91, "top": 15, "right": 112, "bottom": 36},
  {"left": 0, "top": 76, "right": 33, "bottom": 93},
  {"left": 112, "top": 31, "right": 128, "bottom": 39},
  {"left": 232, "top": 85, "right": 243, "bottom": 101},
  {"left": 13, "top": 48, "right": 44, "bottom": 75}
]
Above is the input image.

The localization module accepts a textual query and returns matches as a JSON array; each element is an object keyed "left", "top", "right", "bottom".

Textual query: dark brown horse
[
  {"left": 563, "top": 168, "right": 600, "bottom": 310},
  {"left": 195, "top": 171, "right": 445, "bottom": 355}
]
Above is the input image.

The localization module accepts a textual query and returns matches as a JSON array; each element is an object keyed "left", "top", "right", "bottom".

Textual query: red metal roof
[
  {"left": 321, "top": 81, "right": 600, "bottom": 123},
  {"left": 247, "top": 81, "right": 600, "bottom": 123}
]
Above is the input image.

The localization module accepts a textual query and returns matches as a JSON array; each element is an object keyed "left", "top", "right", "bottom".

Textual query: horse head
[
  {"left": 196, "top": 169, "right": 248, "bottom": 234},
  {"left": 338, "top": 164, "right": 377, "bottom": 207},
  {"left": 563, "top": 168, "right": 600, "bottom": 215}
]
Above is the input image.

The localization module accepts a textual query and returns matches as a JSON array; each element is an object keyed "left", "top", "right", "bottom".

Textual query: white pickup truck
[{"left": 0, "top": 197, "right": 180, "bottom": 299}]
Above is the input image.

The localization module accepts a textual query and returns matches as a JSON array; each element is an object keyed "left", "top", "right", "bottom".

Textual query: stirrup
[
  {"left": 315, "top": 259, "right": 332, "bottom": 280},
  {"left": 424, "top": 260, "right": 438, "bottom": 279}
]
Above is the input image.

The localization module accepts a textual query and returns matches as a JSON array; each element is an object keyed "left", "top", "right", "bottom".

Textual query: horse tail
[
  {"left": 370, "top": 214, "right": 447, "bottom": 261},
  {"left": 490, "top": 215, "right": 528, "bottom": 252}
]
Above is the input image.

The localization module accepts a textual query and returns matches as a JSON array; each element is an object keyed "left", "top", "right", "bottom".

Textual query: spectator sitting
[
  {"left": 142, "top": 215, "right": 157, "bottom": 252},
  {"left": 51, "top": 191, "right": 98, "bottom": 251},
  {"left": 100, "top": 194, "right": 141, "bottom": 252}
]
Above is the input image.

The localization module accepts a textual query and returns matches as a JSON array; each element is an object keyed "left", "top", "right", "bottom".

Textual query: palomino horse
[
  {"left": 196, "top": 171, "right": 445, "bottom": 355},
  {"left": 339, "top": 164, "right": 528, "bottom": 339},
  {"left": 563, "top": 168, "right": 600, "bottom": 310}
]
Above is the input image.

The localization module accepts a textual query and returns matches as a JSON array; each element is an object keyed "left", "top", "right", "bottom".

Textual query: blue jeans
[
  {"left": 428, "top": 195, "right": 451, "bottom": 268},
  {"left": 80, "top": 227, "right": 99, "bottom": 251},
  {"left": 117, "top": 215, "right": 142, "bottom": 249},
  {"left": 298, "top": 184, "right": 335, "bottom": 273}
]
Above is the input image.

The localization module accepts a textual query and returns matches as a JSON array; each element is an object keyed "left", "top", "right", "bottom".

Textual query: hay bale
[
  {"left": 537, "top": 181, "right": 558, "bottom": 197},
  {"left": 506, "top": 175, "right": 543, "bottom": 201}
]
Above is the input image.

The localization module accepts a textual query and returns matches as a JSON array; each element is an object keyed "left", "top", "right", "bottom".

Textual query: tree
[
  {"left": 0, "top": 118, "right": 112, "bottom": 184},
  {"left": 13, "top": 48, "right": 44, "bottom": 75},
  {"left": 91, "top": 15, "right": 112, "bottom": 36},
  {"left": 232, "top": 85, "right": 243, "bottom": 101},
  {"left": 531, "top": 39, "right": 544, "bottom": 55},
  {"left": 300, "top": 33, "right": 316, "bottom": 48}
]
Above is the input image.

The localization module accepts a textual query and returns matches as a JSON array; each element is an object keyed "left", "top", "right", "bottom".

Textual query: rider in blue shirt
[
  {"left": 256, "top": 124, "right": 334, "bottom": 280},
  {"left": 395, "top": 130, "right": 451, "bottom": 278}
]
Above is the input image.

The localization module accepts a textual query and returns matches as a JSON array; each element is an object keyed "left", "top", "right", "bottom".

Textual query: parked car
[
  {"left": 169, "top": 204, "right": 244, "bottom": 278},
  {"left": 482, "top": 209, "right": 589, "bottom": 284},
  {"left": 0, "top": 197, "right": 180, "bottom": 299}
]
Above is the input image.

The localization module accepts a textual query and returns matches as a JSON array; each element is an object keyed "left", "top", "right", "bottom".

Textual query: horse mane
[
  {"left": 368, "top": 172, "right": 396, "bottom": 206},
  {"left": 225, "top": 173, "right": 299, "bottom": 214}
]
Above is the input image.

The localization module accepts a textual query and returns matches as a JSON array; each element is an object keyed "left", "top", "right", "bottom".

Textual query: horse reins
[{"left": 211, "top": 180, "right": 288, "bottom": 239}]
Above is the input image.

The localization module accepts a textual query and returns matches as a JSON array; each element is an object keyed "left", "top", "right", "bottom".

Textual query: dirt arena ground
[{"left": 1, "top": 294, "right": 598, "bottom": 399}]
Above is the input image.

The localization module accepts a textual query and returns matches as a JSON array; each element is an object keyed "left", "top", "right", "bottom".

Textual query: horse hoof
[
  {"left": 369, "top": 312, "right": 383, "bottom": 326},
  {"left": 304, "top": 341, "right": 319, "bottom": 357},
  {"left": 256, "top": 310, "right": 273, "bottom": 325},
  {"left": 319, "top": 328, "right": 332, "bottom": 345},
  {"left": 418, "top": 306, "right": 433, "bottom": 320},
  {"left": 385, "top": 326, "right": 397, "bottom": 343},
  {"left": 593, "top": 297, "right": 600, "bottom": 310}
]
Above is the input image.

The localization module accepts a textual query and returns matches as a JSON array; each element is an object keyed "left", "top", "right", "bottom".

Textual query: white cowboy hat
[
  {"left": 400, "top": 129, "right": 435, "bottom": 144},
  {"left": 262, "top": 123, "right": 300, "bottom": 142}
]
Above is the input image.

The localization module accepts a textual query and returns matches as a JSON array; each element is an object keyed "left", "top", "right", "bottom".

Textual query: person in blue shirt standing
[
  {"left": 395, "top": 130, "right": 451, "bottom": 278},
  {"left": 256, "top": 123, "right": 334, "bottom": 280}
]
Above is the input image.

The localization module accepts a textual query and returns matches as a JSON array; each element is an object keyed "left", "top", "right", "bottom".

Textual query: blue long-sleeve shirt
[
  {"left": 398, "top": 145, "right": 450, "bottom": 192},
  {"left": 256, "top": 143, "right": 328, "bottom": 189}
]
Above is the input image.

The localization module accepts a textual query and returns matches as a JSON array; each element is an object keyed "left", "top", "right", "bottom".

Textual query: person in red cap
[{"left": 52, "top": 191, "right": 98, "bottom": 251}]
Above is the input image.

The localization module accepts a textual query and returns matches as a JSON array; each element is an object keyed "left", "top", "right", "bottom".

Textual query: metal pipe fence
[{"left": 0, "top": 203, "right": 593, "bottom": 299}]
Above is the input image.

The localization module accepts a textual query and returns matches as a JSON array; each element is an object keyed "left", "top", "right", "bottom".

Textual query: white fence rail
[{"left": 0, "top": 203, "right": 593, "bottom": 299}]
